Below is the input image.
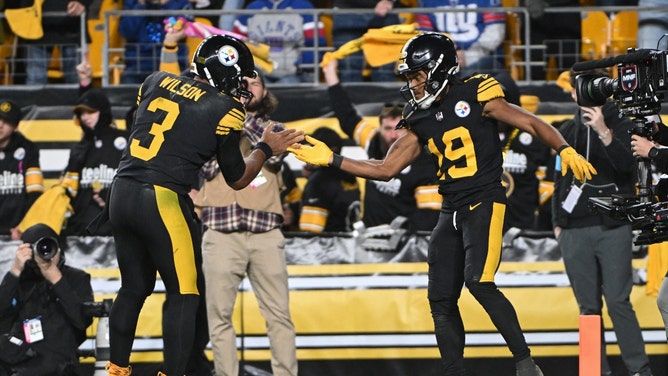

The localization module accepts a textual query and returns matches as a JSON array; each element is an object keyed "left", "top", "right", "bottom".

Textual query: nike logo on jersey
[{"left": 469, "top": 202, "right": 482, "bottom": 211}]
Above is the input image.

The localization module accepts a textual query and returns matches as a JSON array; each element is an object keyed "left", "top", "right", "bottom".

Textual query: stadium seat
[
  {"left": 581, "top": 11, "right": 609, "bottom": 61},
  {"left": 0, "top": 32, "right": 16, "bottom": 85},
  {"left": 88, "top": 0, "right": 124, "bottom": 84},
  {"left": 609, "top": 10, "right": 638, "bottom": 57},
  {"left": 501, "top": 0, "right": 524, "bottom": 80}
]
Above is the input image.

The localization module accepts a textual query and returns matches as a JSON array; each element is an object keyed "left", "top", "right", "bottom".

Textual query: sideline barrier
[{"left": 0, "top": 232, "right": 665, "bottom": 373}]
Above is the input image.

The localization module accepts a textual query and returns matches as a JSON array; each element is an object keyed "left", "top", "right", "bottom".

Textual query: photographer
[
  {"left": 0, "top": 223, "right": 94, "bottom": 376},
  {"left": 553, "top": 69, "right": 654, "bottom": 376}
]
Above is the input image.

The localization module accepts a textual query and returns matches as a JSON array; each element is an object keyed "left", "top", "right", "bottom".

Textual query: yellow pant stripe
[
  {"left": 481, "top": 202, "right": 505, "bottom": 283},
  {"left": 154, "top": 185, "right": 198, "bottom": 295}
]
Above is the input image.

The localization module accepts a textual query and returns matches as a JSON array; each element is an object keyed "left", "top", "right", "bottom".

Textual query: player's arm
[
  {"left": 484, "top": 98, "right": 569, "bottom": 151},
  {"left": 291, "top": 131, "right": 421, "bottom": 181},
  {"left": 484, "top": 98, "right": 596, "bottom": 182},
  {"left": 218, "top": 123, "right": 303, "bottom": 190}
]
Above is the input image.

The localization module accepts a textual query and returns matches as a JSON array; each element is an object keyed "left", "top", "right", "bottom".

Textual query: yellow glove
[
  {"left": 287, "top": 135, "right": 333, "bottom": 167},
  {"left": 559, "top": 146, "right": 597, "bottom": 182}
]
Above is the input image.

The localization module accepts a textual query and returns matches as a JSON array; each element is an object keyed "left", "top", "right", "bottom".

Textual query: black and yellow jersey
[
  {"left": 404, "top": 74, "right": 505, "bottom": 209},
  {"left": 116, "top": 71, "right": 247, "bottom": 196}
]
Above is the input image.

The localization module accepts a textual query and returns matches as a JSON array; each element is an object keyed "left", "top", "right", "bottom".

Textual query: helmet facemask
[{"left": 397, "top": 32, "right": 459, "bottom": 110}]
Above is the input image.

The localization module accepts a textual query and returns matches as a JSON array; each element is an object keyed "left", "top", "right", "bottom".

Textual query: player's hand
[
  {"left": 559, "top": 146, "right": 597, "bottom": 182},
  {"left": 287, "top": 135, "right": 333, "bottom": 167},
  {"left": 260, "top": 123, "right": 304, "bottom": 156}
]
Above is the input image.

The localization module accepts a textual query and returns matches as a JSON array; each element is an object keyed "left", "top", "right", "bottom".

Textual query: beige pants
[{"left": 202, "top": 228, "right": 297, "bottom": 376}]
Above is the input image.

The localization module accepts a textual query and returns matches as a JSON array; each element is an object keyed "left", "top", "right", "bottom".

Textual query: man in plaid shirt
[{"left": 194, "top": 71, "right": 298, "bottom": 376}]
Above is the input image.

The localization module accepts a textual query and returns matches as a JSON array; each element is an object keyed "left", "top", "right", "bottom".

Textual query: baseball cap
[
  {"left": 21, "top": 223, "right": 59, "bottom": 244},
  {"left": 0, "top": 99, "right": 22, "bottom": 126},
  {"left": 73, "top": 89, "right": 111, "bottom": 115}
]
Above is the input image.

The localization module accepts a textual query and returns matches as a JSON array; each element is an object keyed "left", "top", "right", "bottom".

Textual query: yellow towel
[
  {"left": 5, "top": 0, "right": 44, "bottom": 40},
  {"left": 17, "top": 185, "right": 72, "bottom": 235}
]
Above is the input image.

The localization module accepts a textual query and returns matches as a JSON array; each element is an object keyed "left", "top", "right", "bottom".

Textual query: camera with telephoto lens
[
  {"left": 573, "top": 47, "right": 668, "bottom": 245},
  {"left": 31, "top": 236, "right": 60, "bottom": 261},
  {"left": 82, "top": 299, "right": 113, "bottom": 317}
]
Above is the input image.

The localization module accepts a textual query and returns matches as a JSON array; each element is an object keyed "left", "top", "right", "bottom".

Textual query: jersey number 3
[
  {"left": 130, "top": 98, "right": 180, "bottom": 161},
  {"left": 427, "top": 126, "right": 478, "bottom": 179}
]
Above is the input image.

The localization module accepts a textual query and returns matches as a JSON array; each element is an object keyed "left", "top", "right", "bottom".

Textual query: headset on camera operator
[{"left": 0, "top": 223, "right": 94, "bottom": 376}]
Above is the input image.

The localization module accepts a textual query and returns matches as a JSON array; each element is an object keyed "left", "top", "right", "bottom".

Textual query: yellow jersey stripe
[
  {"left": 25, "top": 168, "right": 44, "bottom": 193},
  {"left": 299, "top": 205, "right": 329, "bottom": 233},
  {"left": 352, "top": 120, "right": 379, "bottom": 150},
  {"left": 477, "top": 76, "right": 505, "bottom": 103},
  {"left": 414, "top": 185, "right": 442, "bottom": 210}
]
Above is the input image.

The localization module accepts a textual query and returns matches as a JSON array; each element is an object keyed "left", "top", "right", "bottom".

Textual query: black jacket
[
  {"left": 552, "top": 100, "right": 636, "bottom": 228},
  {"left": 0, "top": 263, "right": 94, "bottom": 375}
]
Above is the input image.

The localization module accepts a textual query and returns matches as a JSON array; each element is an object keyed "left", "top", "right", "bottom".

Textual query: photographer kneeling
[
  {"left": 0, "top": 223, "right": 94, "bottom": 375},
  {"left": 632, "top": 117, "right": 668, "bottom": 344}
]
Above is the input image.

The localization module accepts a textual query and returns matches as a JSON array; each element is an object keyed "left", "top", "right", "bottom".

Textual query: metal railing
[{"left": 2, "top": 6, "right": 668, "bottom": 87}]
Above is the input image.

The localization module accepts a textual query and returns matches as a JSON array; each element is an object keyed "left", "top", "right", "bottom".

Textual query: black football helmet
[
  {"left": 191, "top": 34, "right": 256, "bottom": 99},
  {"left": 397, "top": 32, "right": 459, "bottom": 110}
]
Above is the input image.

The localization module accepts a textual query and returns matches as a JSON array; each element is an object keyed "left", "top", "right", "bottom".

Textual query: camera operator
[
  {"left": 631, "top": 115, "right": 668, "bottom": 174},
  {"left": 553, "top": 69, "right": 654, "bottom": 376},
  {"left": 0, "top": 223, "right": 94, "bottom": 376},
  {"left": 631, "top": 116, "right": 668, "bottom": 344}
]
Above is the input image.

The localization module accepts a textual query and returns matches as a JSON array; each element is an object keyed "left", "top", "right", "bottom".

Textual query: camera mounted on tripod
[{"left": 572, "top": 47, "right": 668, "bottom": 245}]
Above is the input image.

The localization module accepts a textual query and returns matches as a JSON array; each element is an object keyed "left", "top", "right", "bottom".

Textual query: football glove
[
  {"left": 559, "top": 146, "right": 597, "bottom": 182},
  {"left": 287, "top": 135, "right": 333, "bottom": 167}
]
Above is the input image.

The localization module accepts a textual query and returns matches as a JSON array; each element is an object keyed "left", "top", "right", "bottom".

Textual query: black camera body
[
  {"left": 574, "top": 48, "right": 668, "bottom": 245},
  {"left": 82, "top": 299, "right": 113, "bottom": 317},
  {"left": 574, "top": 48, "right": 668, "bottom": 118},
  {"left": 31, "top": 236, "right": 60, "bottom": 261}
]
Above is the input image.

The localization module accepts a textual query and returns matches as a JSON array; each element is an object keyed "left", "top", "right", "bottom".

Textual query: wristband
[
  {"left": 556, "top": 144, "right": 569, "bottom": 154},
  {"left": 331, "top": 154, "right": 343, "bottom": 168},
  {"left": 649, "top": 146, "right": 660, "bottom": 159},
  {"left": 253, "top": 141, "right": 272, "bottom": 161},
  {"left": 163, "top": 43, "right": 177, "bottom": 50}
]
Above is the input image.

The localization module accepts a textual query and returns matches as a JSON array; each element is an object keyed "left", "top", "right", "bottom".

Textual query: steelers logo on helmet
[{"left": 218, "top": 45, "right": 239, "bottom": 67}]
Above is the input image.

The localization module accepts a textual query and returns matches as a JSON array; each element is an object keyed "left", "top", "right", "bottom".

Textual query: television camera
[{"left": 572, "top": 47, "right": 668, "bottom": 245}]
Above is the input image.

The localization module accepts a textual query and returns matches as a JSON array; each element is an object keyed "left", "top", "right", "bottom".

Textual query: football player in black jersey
[
  {"left": 290, "top": 32, "right": 596, "bottom": 376},
  {"left": 104, "top": 34, "right": 303, "bottom": 376}
]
